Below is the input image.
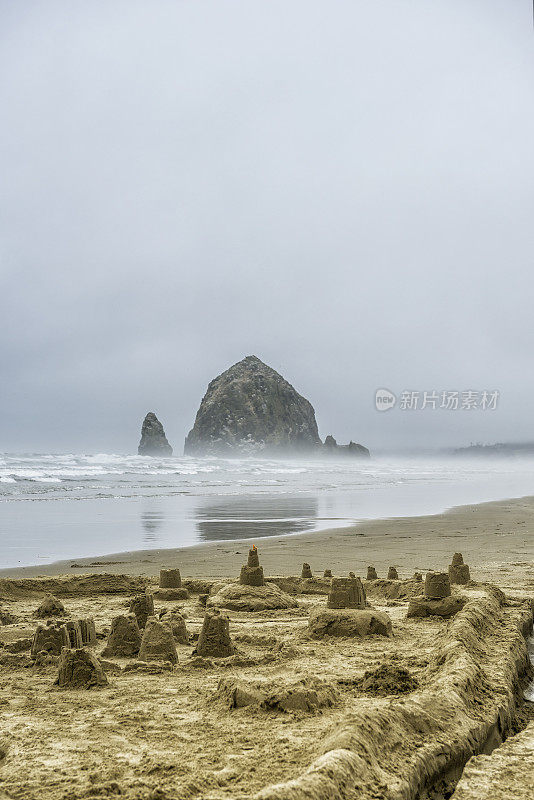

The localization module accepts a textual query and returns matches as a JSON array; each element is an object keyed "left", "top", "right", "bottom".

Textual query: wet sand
[{"left": 3, "top": 495, "right": 534, "bottom": 592}]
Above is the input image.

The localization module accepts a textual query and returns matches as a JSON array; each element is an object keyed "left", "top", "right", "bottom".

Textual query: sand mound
[
  {"left": 208, "top": 582, "right": 298, "bottom": 612},
  {"left": 309, "top": 607, "right": 393, "bottom": 638},
  {"left": 218, "top": 676, "right": 338, "bottom": 713},
  {"left": 360, "top": 663, "right": 419, "bottom": 696},
  {"left": 0, "top": 574, "right": 148, "bottom": 601},
  {"left": 34, "top": 595, "right": 66, "bottom": 618},
  {"left": 407, "top": 595, "right": 466, "bottom": 618}
]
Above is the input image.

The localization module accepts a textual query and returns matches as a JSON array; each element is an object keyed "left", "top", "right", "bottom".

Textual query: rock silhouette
[
  {"left": 184, "top": 355, "right": 322, "bottom": 456},
  {"left": 138, "top": 412, "right": 173, "bottom": 456}
]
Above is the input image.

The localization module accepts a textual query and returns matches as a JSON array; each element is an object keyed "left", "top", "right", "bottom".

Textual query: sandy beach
[
  {"left": 0, "top": 495, "right": 532, "bottom": 800},
  {"left": 4, "top": 495, "right": 534, "bottom": 592}
]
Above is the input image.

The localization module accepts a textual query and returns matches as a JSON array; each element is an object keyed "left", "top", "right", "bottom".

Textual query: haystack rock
[
  {"left": 184, "top": 356, "right": 322, "bottom": 456},
  {"left": 138, "top": 412, "right": 173, "bottom": 456}
]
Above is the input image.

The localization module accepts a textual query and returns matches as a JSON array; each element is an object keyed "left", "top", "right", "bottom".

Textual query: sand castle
[
  {"left": 239, "top": 545, "right": 264, "bottom": 586},
  {"left": 301, "top": 563, "right": 313, "bottom": 579},
  {"left": 194, "top": 608, "right": 234, "bottom": 658},
  {"left": 155, "top": 568, "right": 189, "bottom": 600},
  {"left": 387, "top": 567, "right": 399, "bottom": 580},
  {"left": 138, "top": 617, "right": 178, "bottom": 664},
  {"left": 327, "top": 577, "right": 366, "bottom": 609},
  {"left": 128, "top": 592, "right": 154, "bottom": 628},
  {"left": 448, "top": 552, "right": 471, "bottom": 585},
  {"left": 367, "top": 566, "right": 378, "bottom": 580},
  {"left": 407, "top": 571, "right": 465, "bottom": 618},
  {"left": 102, "top": 614, "right": 141, "bottom": 658},
  {"left": 207, "top": 547, "right": 298, "bottom": 611},
  {"left": 160, "top": 610, "right": 189, "bottom": 644},
  {"left": 310, "top": 574, "right": 391, "bottom": 638},
  {"left": 34, "top": 595, "right": 66, "bottom": 618},
  {"left": 31, "top": 621, "right": 69, "bottom": 657},
  {"left": 55, "top": 647, "right": 108, "bottom": 689}
]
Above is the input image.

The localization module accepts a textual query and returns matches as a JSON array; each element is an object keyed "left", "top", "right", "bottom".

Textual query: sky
[{"left": 1, "top": 0, "right": 533, "bottom": 454}]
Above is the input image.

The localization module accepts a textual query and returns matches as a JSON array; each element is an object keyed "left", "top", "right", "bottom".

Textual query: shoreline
[{"left": 3, "top": 494, "right": 534, "bottom": 590}]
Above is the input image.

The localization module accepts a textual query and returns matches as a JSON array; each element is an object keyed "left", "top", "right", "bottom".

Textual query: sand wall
[{"left": 255, "top": 588, "right": 533, "bottom": 800}]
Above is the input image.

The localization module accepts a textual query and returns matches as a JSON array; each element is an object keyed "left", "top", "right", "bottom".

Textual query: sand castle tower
[
  {"left": 387, "top": 567, "right": 399, "bottom": 580},
  {"left": 239, "top": 546, "right": 264, "bottom": 586},
  {"left": 424, "top": 572, "right": 451, "bottom": 598},
  {"left": 102, "top": 614, "right": 141, "bottom": 658},
  {"left": 327, "top": 577, "right": 367, "bottom": 609},
  {"left": 407, "top": 571, "right": 464, "bottom": 618},
  {"left": 156, "top": 568, "right": 189, "bottom": 600},
  {"left": 301, "top": 563, "right": 313, "bottom": 579},
  {"left": 448, "top": 553, "right": 471, "bottom": 585},
  {"left": 160, "top": 568, "right": 181, "bottom": 588},
  {"left": 195, "top": 608, "right": 234, "bottom": 658},
  {"left": 129, "top": 592, "right": 154, "bottom": 628},
  {"left": 138, "top": 617, "right": 178, "bottom": 664},
  {"left": 367, "top": 566, "right": 378, "bottom": 580},
  {"left": 55, "top": 648, "right": 108, "bottom": 689},
  {"left": 208, "top": 546, "right": 298, "bottom": 611},
  {"left": 31, "top": 621, "right": 70, "bottom": 657}
]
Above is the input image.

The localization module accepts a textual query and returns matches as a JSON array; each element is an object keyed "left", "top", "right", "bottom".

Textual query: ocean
[{"left": 1, "top": 452, "right": 534, "bottom": 569}]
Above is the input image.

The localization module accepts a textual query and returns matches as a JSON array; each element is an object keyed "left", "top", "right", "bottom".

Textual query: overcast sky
[{"left": 1, "top": 1, "right": 533, "bottom": 454}]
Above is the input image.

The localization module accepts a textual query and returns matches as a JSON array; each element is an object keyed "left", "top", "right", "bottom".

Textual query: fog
[{"left": 1, "top": 1, "right": 533, "bottom": 453}]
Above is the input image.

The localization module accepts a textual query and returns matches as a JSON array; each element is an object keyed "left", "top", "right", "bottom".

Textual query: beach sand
[
  {"left": 3, "top": 495, "right": 533, "bottom": 593},
  {"left": 0, "top": 496, "right": 532, "bottom": 800}
]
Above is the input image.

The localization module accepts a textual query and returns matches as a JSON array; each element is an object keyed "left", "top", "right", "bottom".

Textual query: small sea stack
[
  {"left": 138, "top": 412, "right": 173, "bottom": 456},
  {"left": 407, "top": 572, "right": 465, "bottom": 619},
  {"left": 367, "top": 566, "right": 378, "bottom": 581},
  {"left": 301, "top": 563, "right": 313, "bottom": 579},
  {"left": 128, "top": 593, "right": 155, "bottom": 628},
  {"left": 448, "top": 553, "right": 471, "bottom": 585},
  {"left": 55, "top": 647, "right": 108, "bottom": 689},
  {"left": 387, "top": 567, "right": 399, "bottom": 580},
  {"left": 138, "top": 617, "right": 178, "bottom": 664},
  {"left": 240, "top": 546, "right": 264, "bottom": 586},
  {"left": 327, "top": 577, "right": 366, "bottom": 610},
  {"left": 102, "top": 614, "right": 141, "bottom": 658},
  {"left": 323, "top": 569, "right": 332, "bottom": 578},
  {"left": 194, "top": 609, "right": 234, "bottom": 658}
]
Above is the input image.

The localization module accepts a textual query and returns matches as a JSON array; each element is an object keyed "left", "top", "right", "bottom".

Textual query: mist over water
[{"left": 1, "top": 453, "right": 534, "bottom": 569}]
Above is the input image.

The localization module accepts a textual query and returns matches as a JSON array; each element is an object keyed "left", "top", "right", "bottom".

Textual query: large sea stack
[
  {"left": 184, "top": 356, "right": 322, "bottom": 456},
  {"left": 138, "top": 412, "right": 173, "bottom": 456}
]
